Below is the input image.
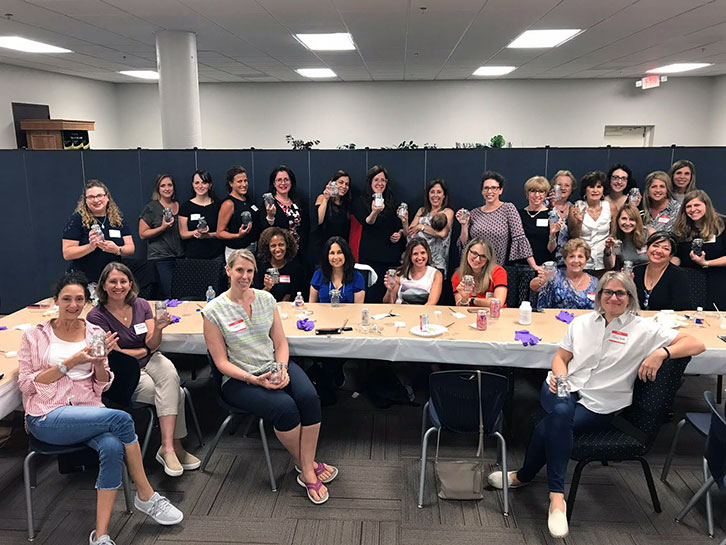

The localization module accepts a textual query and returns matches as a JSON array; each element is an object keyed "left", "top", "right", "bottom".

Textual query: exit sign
[{"left": 641, "top": 75, "right": 660, "bottom": 89}]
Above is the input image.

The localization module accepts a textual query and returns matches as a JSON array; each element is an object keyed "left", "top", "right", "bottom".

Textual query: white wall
[
  {"left": 712, "top": 75, "right": 726, "bottom": 146},
  {"left": 0, "top": 63, "right": 119, "bottom": 149}
]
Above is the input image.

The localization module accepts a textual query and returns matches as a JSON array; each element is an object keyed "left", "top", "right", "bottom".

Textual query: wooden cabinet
[{"left": 20, "top": 119, "right": 95, "bottom": 150}]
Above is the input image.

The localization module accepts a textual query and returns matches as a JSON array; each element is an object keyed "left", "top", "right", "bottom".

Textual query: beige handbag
[{"left": 434, "top": 371, "right": 485, "bottom": 500}]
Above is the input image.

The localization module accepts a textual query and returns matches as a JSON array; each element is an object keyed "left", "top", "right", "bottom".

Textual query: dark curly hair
[
  {"left": 54, "top": 270, "right": 90, "bottom": 301},
  {"left": 579, "top": 171, "right": 608, "bottom": 200},
  {"left": 257, "top": 227, "right": 297, "bottom": 264}
]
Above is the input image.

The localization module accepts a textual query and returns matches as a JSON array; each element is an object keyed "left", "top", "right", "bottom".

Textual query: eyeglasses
[
  {"left": 529, "top": 189, "right": 547, "bottom": 194},
  {"left": 85, "top": 194, "right": 107, "bottom": 201},
  {"left": 611, "top": 175, "right": 628, "bottom": 182},
  {"left": 468, "top": 250, "right": 488, "bottom": 261},
  {"left": 602, "top": 289, "right": 629, "bottom": 299},
  {"left": 482, "top": 186, "right": 500, "bottom": 193}
]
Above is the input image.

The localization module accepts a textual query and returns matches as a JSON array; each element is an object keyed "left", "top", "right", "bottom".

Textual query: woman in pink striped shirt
[{"left": 18, "top": 272, "right": 183, "bottom": 545}]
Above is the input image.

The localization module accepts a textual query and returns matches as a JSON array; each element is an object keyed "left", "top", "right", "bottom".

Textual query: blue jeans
[
  {"left": 516, "top": 382, "right": 615, "bottom": 494},
  {"left": 221, "top": 361, "right": 321, "bottom": 432},
  {"left": 153, "top": 258, "right": 176, "bottom": 300},
  {"left": 27, "top": 406, "right": 138, "bottom": 490}
]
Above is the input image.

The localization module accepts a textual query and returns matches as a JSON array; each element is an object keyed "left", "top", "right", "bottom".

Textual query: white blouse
[{"left": 580, "top": 200, "right": 611, "bottom": 270}]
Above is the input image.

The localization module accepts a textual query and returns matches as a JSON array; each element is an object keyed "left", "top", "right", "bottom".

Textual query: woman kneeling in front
[
  {"left": 203, "top": 249, "right": 337, "bottom": 504},
  {"left": 487, "top": 271, "right": 705, "bottom": 538}
]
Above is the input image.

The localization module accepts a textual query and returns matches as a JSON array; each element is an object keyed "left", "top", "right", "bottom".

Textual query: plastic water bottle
[
  {"left": 205, "top": 285, "right": 216, "bottom": 302},
  {"left": 693, "top": 306, "right": 705, "bottom": 328},
  {"left": 519, "top": 301, "right": 532, "bottom": 325},
  {"left": 294, "top": 292, "right": 304, "bottom": 307}
]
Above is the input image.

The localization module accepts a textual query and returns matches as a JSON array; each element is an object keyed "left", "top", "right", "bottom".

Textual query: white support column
[{"left": 155, "top": 30, "right": 202, "bottom": 149}]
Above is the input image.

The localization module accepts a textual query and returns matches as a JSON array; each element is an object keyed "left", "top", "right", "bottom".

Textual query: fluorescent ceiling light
[
  {"left": 473, "top": 66, "right": 516, "bottom": 76},
  {"left": 507, "top": 29, "right": 581, "bottom": 48},
  {"left": 0, "top": 36, "right": 71, "bottom": 53},
  {"left": 296, "top": 68, "right": 337, "bottom": 78},
  {"left": 295, "top": 33, "right": 355, "bottom": 51},
  {"left": 119, "top": 70, "right": 159, "bottom": 80},
  {"left": 647, "top": 63, "right": 712, "bottom": 74}
]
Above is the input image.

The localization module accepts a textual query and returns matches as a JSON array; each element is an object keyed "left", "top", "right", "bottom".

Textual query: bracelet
[
  {"left": 702, "top": 261, "right": 709, "bottom": 269},
  {"left": 662, "top": 346, "right": 671, "bottom": 361}
]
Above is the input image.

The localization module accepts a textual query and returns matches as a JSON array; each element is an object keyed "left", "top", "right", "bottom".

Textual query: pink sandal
[
  {"left": 296, "top": 475, "right": 329, "bottom": 505},
  {"left": 294, "top": 462, "right": 339, "bottom": 484}
]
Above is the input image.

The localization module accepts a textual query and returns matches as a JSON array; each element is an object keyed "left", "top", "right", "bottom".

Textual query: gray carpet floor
[{"left": 0, "top": 362, "right": 723, "bottom": 545}]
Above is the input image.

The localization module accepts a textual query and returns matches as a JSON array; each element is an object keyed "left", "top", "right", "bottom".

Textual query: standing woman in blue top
[
  {"left": 351, "top": 165, "right": 405, "bottom": 302},
  {"left": 178, "top": 170, "right": 224, "bottom": 259},
  {"left": 138, "top": 174, "right": 184, "bottom": 299},
  {"left": 217, "top": 166, "right": 260, "bottom": 260},
  {"left": 263, "top": 166, "right": 310, "bottom": 262},
  {"left": 309, "top": 237, "right": 366, "bottom": 304}
]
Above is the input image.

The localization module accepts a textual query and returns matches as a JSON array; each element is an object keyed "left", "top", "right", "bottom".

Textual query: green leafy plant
[
  {"left": 285, "top": 134, "right": 320, "bottom": 150},
  {"left": 337, "top": 143, "right": 357, "bottom": 150},
  {"left": 489, "top": 135, "right": 506, "bottom": 148},
  {"left": 455, "top": 142, "right": 486, "bottom": 149}
]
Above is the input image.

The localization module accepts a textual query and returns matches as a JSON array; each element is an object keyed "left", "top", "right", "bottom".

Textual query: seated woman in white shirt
[
  {"left": 383, "top": 238, "right": 443, "bottom": 305},
  {"left": 486, "top": 271, "right": 704, "bottom": 539}
]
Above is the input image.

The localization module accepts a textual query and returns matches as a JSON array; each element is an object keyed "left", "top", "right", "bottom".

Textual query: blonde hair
[
  {"left": 550, "top": 170, "right": 577, "bottom": 193},
  {"left": 561, "top": 238, "right": 592, "bottom": 261},
  {"left": 524, "top": 175, "right": 550, "bottom": 197},
  {"left": 457, "top": 237, "right": 498, "bottom": 295},
  {"left": 152, "top": 173, "right": 176, "bottom": 201},
  {"left": 643, "top": 171, "right": 674, "bottom": 225},
  {"left": 673, "top": 190, "right": 724, "bottom": 242},
  {"left": 668, "top": 159, "right": 697, "bottom": 194},
  {"left": 613, "top": 204, "right": 647, "bottom": 248},
  {"left": 76, "top": 180, "right": 124, "bottom": 229},
  {"left": 226, "top": 248, "right": 257, "bottom": 272},
  {"left": 594, "top": 271, "right": 640, "bottom": 315}
]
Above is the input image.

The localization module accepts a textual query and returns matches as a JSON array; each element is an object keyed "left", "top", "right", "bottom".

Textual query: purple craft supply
[
  {"left": 556, "top": 311, "right": 575, "bottom": 324},
  {"left": 514, "top": 330, "right": 541, "bottom": 346},
  {"left": 170, "top": 315, "right": 181, "bottom": 324},
  {"left": 0, "top": 326, "right": 7, "bottom": 331},
  {"left": 164, "top": 299, "right": 181, "bottom": 308},
  {"left": 296, "top": 318, "right": 314, "bottom": 331}
]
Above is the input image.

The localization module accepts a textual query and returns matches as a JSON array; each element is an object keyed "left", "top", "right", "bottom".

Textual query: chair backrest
[
  {"left": 704, "top": 390, "right": 726, "bottom": 490},
  {"left": 682, "top": 267, "right": 709, "bottom": 309},
  {"left": 615, "top": 356, "right": 690, "bottom": 447},
  {"left": 104, "top": 351, "right": 141, "bottom": 407},
  {"left": 354, "top": 263, "right": 377, "bottom": 288},
  {"left": 170, "top": 257, "right": 226, "bottom": 300},
  {"left": 429, "top": 370, "right": 508, "bottom": 434},
  {"left": 502, "top": 265, "right": 519, "bottom": 308}
]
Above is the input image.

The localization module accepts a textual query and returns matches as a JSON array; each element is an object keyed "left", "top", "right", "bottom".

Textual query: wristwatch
[
  {"left": 57, "top": 362, "right": 68, "bottom": 374},
  {"left": 468, "top": 296, "right": 476, "bottom": 306}
]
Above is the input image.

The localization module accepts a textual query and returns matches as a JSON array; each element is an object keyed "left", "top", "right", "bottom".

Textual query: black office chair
[
  {"left": 170, "top": 256, "right": 226, "bottom": 300},
  {"left": 24, "top": 436, "right": 133, "bottom": 541},
  {"left": 200, "top": 353, "right": 276, "bottom": 491},
  {"left": 418, "top": 370, "right": 509, "bottom": 513}
]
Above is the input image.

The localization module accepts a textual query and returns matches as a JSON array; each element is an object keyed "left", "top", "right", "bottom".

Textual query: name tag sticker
[
  {"left": 190, "top": 213, "right": 201, "bottom": 221},
  {"left": 637, "top": 247, "right": 647, "bottom": 255},
  {"left": 108, "top": 229, "right": 122, "bottom": 239},
  {"left": 657, "top": 216, "right": 671, "bottom": 224},
  {"left": 609, "top": 330, "right": 628, "bottom": 344},
  {"left": 485, "top": 291, "right": 494, "bottom": 299},
  {"left": 251, "top": 205, "right": 259, "bottom": 212},
  {"left": 133, "top": 322, "right": 148, "bottom": 335},
  {"left": 536, "top": 218, "right": 548, "bottom": 227},
  {"left": 279, "top": 275, "right": 291, "bottom": 284},
  {"left": 228, "top": 319, "right": 247, "bottom": 332},
  {"left": 587, "top": 291, "right": 596, "bottom": 301}
]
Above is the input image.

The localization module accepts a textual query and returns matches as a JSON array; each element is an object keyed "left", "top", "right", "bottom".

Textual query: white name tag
[
  {"left": 609, "top": 330, "right": 628, "bottom": 344},
  {"left": 279, "top": 275, "right": 291, "bottom": 284},
  {"left": 228, "top": 319, "right": 247, "bottom": 332},
  {"left": 536, "top": 218, "right": 548, "bottom": 227},
  {"left": 251, "top": 205, "right": 259, "bottom": 212},
  {"left": 133, "top": 322, "right": 148, "bottom": 335},
  {"left": 485, "top": 291, "right": 494, "bottom": 299},
  {"left": 637, "top": 247, "right": 647, "bottom": 255},
  {"left": 108, "top": 229, "right": 122, "bottom": 239},
  {"left": 190, "top": 213, "right": 201, "bottom": 221},
  {"left": 657, "top": 216, "right": 670, "bottom": 224},
  {"left": 587, "top": 291, "right": 596, "bottom": 301}
]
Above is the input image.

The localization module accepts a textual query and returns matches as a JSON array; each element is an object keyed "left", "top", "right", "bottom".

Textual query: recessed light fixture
[
  {"left": 119, "top": 70, "right": 159, "bottom": 80},
  {"left": 295, "top": 33, "right": 355, "bottom": 51},
  {"left": 473, "top": 66, "right": 516, "bottom": 76},
  {"left": 646, "top": 63, "right": 712, "bottom": 74},
  {"left": 0, "top": 36, "right": 71, "bottom": 53},
  {"left": 296, "top": 68, "right": 337, "bottom": 78},
  {"left": 507, "top": 29, "right": 581, "bottom": 49}
]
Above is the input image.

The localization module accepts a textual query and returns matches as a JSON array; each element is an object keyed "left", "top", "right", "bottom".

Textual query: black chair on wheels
[
  {"left": 170, "top": 256, "right": 226, "bottom": 300},
  {"left": 24, "top": 436, "right": 133, "bottom": 541},
  {"left": 564, "top": 356, "right": 691, "bottom": 521},
  {"left": 200, "top": 353, "right": 276, "bottom": 492}
]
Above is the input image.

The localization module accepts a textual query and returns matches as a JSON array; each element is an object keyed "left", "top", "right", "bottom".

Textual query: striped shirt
[
  {"left": 202, "top": 289, "right": 277, "bottom": 377},
  {"left": 18, "top": 320, "right": 113, "bottom": 417}
]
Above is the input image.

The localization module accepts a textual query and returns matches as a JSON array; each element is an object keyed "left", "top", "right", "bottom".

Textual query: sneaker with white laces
[
  {"left": 134, "top": 492, "right": 184, "bottom": 525},
  {"left": 89, "top": 530, "right": 116, "bottom": 545}
]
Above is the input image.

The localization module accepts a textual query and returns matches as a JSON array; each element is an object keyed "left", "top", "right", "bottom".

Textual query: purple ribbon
[
  {"left": 515, "top": 330, "right": 541, "bottom": 346},
  {"left": 0, "top": 326, "right": 6, "bottom": 331},
  {"left": 296, "top": 318, "right": 314, "bottom": 331},
  {"left": 170, "top": 315, "right": 181, "bottom": 324},
  {"left": 556, "top": 311, "right": 575, "bottom": 324},
  {"left": 164, "top": 298, "right": 182, "bottom": 307}
]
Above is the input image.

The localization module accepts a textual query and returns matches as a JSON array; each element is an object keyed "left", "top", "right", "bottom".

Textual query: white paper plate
[{"left": 409, "top": 324, "right": 447, "bottom": 337}]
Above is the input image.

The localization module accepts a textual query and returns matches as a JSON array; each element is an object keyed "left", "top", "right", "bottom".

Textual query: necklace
[
  {"left": 95, "top": 215, "right": 107, "bottom": 228},
  {"left": 108, "top": 304, "right": 131, "bottom": 323},
  {"left": 566, "top": 274, "right": 586, "bottom": 291},
  {"left": 524, "top": 208, "right": 544, "bottom": 219}
]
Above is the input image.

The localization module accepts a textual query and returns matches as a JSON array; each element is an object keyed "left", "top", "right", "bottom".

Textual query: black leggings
[{"left": 221, "top": 361, "right": 321, "bottom": 432}]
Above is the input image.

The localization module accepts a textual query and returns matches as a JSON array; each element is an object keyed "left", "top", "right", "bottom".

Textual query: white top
[
  {"left": 550, "top": 311, "right": 678, "bottom": 414},
  {"left": 396, "top": 266, "right": 438, "bottom": 304},
  {"left": 580, "top": 200, "right": 611, "bottom": 270},
  {"left": 49, "top": 328, "right": 92, "bottom": 380}
]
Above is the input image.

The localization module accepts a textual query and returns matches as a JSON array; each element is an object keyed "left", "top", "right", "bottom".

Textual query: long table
[{"left": 2, "top": 301, "right": 725, "bottom": 419}]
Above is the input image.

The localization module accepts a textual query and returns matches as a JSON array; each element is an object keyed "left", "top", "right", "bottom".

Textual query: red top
[
  {"left": 451, "top": 265, "right": 508, "bottom": 307},
  {"left": 18, "top": 320, "right": 113, "bottom": 418}
]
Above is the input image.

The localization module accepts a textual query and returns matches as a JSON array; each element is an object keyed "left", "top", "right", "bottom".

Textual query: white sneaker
[
  {"left": 134, "top": 492, "right": 184, "bottom": 525},
  {"left": 548, "top": 501, "right": 569, "bottom": 538},
  {"left": 89, "top": 530, "right": 116, "bottom": 545},
  {"left": 486, "top": 471, "right": 527, "bottom": 490}
]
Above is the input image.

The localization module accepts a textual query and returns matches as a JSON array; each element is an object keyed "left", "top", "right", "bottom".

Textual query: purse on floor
[{"left": 434, "top": 370, "right": 485, "bottom": 500}]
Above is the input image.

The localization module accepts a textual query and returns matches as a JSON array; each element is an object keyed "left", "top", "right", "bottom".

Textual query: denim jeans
[
  {"left": 27, "top": 406, "right": 138, "bottom": 490},
  {"left": 516, "top": 382, "right": 616, "bottom": 494}
]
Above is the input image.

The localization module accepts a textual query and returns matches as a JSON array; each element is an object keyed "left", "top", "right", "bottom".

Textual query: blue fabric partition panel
[
  {"left": 673, "top": 147, "right": 726, "bottom": 206},
  {"left": 486, "top": 148, "right": 548, "bottom": 208},
  {"left": 194, "top": 150, "right": 254, "bottom": 203},
  {"left": 607, "top": 147, "right": 675, "bottom": 191},
  {"left": 366, "top": 149, "right": 426, "bottom": 210},
  {"left": 425, "top": 149, "right": 486, "bottom": 212},
  {"left": 308, "top": 150, "right": 368, "bottom": 206},
  {"left": 546, "top": 148, "right": 610, "bottom": 184},
  {"left": 251, "top": 151, "right": 311, "bottom": 212},
  {"left": 138, "top": 150, "right": 198, "bottom": 211}
]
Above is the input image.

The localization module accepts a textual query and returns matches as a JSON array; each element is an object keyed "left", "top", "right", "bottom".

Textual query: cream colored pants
[{"left": 132, "top": 351, "right": 187, "bottom": 439}]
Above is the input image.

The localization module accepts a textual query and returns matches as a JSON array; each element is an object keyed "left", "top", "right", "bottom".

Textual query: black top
[
  {"left": 139, "top": 200, "right": 184, "bottom": 260},
  {"left": 222, "top": 195, "right": 261, "bottom": 250},
  {"left": 62, "top": 211, "right": 132, "bottom": 281},
  {"left": 633, "top": 263, "right": 689, "bottom": 311},
  {"left": 252, "top": 260, "right": 307, "bottom": 302},
  {"left": 518, "top": 208, "right": 555, "bottom": 265},
  {"left": 316, "top": 201, "right": 350, "bottom": 242},
  {"left": 178, "top": 200, "right": 224, "bottom": 259},
  {"left": 263, "top": 197, "right": 310, "bottom": 257},
  {"left": 676, "top": 230, "right": 726, "bottom": 308},
  {"left": 351, "top": 198, "right": 404, "bottom": 265}
]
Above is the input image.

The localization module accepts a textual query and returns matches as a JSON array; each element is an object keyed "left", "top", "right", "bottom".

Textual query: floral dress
[{"left": 536, "top": 269, "right": 598, "bottom": 309}]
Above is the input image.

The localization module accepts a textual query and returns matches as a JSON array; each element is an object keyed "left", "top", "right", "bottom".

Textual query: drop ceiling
[{"left": 0, "top": 0, "right": 724, "bottom": 83}]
